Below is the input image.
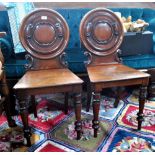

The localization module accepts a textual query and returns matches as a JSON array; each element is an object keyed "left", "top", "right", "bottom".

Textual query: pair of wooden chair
[{"left": 13, "top": 8, "right": 150, "bottom": 146}]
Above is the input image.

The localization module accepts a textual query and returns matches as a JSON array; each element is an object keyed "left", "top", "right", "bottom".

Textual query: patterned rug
[{"left": 0, "top": 90, "right": 155, "bottom": 152}]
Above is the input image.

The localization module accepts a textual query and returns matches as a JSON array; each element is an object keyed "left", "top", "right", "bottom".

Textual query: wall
[{"left": 34, "top": 2, "right": 155, "bottom": 9}]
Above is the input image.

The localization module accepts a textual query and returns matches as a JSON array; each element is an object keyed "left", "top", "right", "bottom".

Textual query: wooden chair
[
  {"left": 13, "top": 9, "right": 83, "bottom": 146},
  {"left": 0, "top": 32, "right": 16, "bottom": 127},
  {"left": 79, "top": 8, "right": 150, "bottom": 137}
]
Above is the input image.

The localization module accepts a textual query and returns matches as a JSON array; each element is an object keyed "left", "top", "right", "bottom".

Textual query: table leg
[
  {"left": 17, "top": 96, "right": 31, "bottom": 146},
  {"left": 92, "top": 92, "right": 100, "bottom": 137},
  {"left": 137, "top": 85, "right": 147, "bottom": 130},
  {"left": 74, "top": 93, "right": 82, "bottom": 140}
]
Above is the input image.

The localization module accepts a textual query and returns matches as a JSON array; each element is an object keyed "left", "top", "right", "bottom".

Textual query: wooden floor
[{"left": 34, "top": 2, "right": 155, "bottom": 9}]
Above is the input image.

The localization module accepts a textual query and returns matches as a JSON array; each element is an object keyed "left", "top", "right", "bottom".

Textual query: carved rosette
[
  {"left": 19, "top": 9, "right": 69, "bottom": 59},
  {"left": 80, "top": 8, "right": 124, "bottom": 56}
]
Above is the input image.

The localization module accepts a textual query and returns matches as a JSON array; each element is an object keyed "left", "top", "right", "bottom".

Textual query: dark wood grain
[
  {"left": 14, "top": 68, "right": 83, "bottom": 90},
  {"left": 87, "top": 64, "right": 149, "bottom": 84}
]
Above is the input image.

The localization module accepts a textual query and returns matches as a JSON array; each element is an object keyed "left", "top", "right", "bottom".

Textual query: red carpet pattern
[{"left": 0, "top": 91, "right": 154, "bottom": 152}]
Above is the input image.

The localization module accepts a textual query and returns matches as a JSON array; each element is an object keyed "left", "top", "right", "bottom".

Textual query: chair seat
[
  {"left": 87, "top": 64, "right": 150, "bottom": 83},
  {"left": 14, "top": 68, "right": 83, "bottom": 90}
]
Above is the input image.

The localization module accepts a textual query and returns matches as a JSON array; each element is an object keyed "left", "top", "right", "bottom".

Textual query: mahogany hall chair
[
  {"left": 79, "top": 8, "right": 150, "bottom": 137},
  {"left": 13, "top": 9, "right": 83, "bottom": 146},
  {"left": 0, "top": 32, "right": 16, "bottom": 127}
]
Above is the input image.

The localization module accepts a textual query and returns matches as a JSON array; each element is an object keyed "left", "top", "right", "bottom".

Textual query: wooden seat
[
  {"left": 14, "top": 69, "right": 82, "bottom": 89},
  {"left": 0, "top": 32, "right": 16, "bottom": 127},
  {"left": 87, "top": 64, "right": 149, "bottom": 83},
  {"left": 79, "top": 8, "right": 150, "bottom": 137},
  {"left": 13, "top": 9, "right": 83, "bottom": 146}
]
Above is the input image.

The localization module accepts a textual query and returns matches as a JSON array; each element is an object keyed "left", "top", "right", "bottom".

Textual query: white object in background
[{"left": 115, "top": 12, "right": 122, "bottom": 20}]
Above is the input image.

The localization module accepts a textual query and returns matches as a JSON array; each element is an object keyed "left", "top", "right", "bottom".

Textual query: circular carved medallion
[
  {"left": 19, "top": 9, "right": 69, "bottom": 59},
  {"left": 80, "top": 8, "right": 124, "bottom": 56}
]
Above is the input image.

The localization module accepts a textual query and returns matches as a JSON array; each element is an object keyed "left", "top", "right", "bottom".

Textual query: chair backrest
[
  {"left": 19, "top": 8, "right": 70, "bottom": 70},
  {"left": 79, "top": 8, "right": 124, "bottom": 66}
]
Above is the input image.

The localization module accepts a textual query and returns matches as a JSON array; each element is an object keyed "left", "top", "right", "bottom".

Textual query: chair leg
[
  {"left": 1, "top": 74, "right": 16, "bottom": 127},
  {"left": 74, "top": 93, "right": 82, "bottom": 140},
  {"left": 17, "top": 96, "right": 31, "bottom": 146},
  {"left": 114, "top": 87, "right": 121, "bottom": 108},
  {"left": 31, "top": 95, "right": 37, "bottom": 118},
  {"left": 3, "top": 96, "right": 17, "bottom": 127},
  {"left": 92, "top": 92, "right": 100, "bottom": 138},
  {"left": 64, "top": 92, "right": 69, "bottom": 114},
  {"left": 137, "top": 85, "right": 147, "bottom": 130},
  {"left": 86, "top": 81, "right": 92, "bottom": 112}
]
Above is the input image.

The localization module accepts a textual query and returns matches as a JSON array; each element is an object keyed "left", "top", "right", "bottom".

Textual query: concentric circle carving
[
  {"left": 19, "top": 9, "right": 69, "bottom": 59},
  {"left": 80, "top": 8, "right": 124, "bottom": 56}
]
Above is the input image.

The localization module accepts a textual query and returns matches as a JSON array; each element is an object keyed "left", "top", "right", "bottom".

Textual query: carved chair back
[
  {"left": 79, "top": 8, "right": 124, "bottom": 66},
  {"left": 19, "top": 8, "right": 69, "bottom": 70}
]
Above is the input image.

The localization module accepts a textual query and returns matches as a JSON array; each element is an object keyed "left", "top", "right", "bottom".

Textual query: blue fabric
[
  {"left": 58, "top": 8, "right": 155, "bottom": 72},
  {"left": 2, "top": 7, "right": 155, "bottom": 77},
  {"left": 122, "top": 54, "right": 155, "bottom": 69},
  {"left": 66, "top": 48, "right": 87, "bottom": 73},
  {"left": 4, "top": 59, "right": 27, "bottom": 78},
  {"left": 0, "top": 10, "right": 14, "bottom": 60}
]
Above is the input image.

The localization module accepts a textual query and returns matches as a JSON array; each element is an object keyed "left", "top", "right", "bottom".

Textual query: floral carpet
[{"left": 0, "top": 90, "right": 155, "bottom": 152}]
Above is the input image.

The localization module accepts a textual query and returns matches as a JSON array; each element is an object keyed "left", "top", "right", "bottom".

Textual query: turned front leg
[
  {"left": 74, "top": 93, "right": 82, "bottom": 140},
  {"left": 137, "top": 86, "right": 147, "bottom": 130},
  {"left": 92, "top": 92, "right": 101, "bottom": 137},
  {"left": 17, "top": 97, "right": 31, "bottom": 146},
  {"left": 3, "top": 96, "right": 17, "bottom": 127},
  {"left": 1, "top": 74, "right": 16, "bottom": 127}
]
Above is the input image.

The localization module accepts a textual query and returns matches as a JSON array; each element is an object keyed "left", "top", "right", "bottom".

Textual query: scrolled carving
[
  {"left": 115, "top": 49, "right": 122, "bottom": 63},
  {"left": 26, "top": 24, "right": 33, "bottom": 39},
  {"left": 86, "top": 22, "right": 92, "bottom": 37},
  {"left": 59, "top": 52, "right": 68, "bottom": 67},
  {"left": 84, "top": 51, "right": 92, "bottom": 65},
  {"left": 25, "top": 54, "right": 34, "bottom": 70},
  {"left": 55, "top": 23, "right": 63, "bottom": 37},
  {"left": 112, "top": 22, "right": 119, "bottom": 36}
]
